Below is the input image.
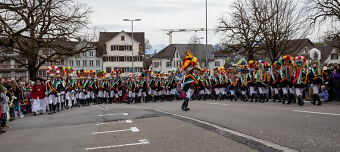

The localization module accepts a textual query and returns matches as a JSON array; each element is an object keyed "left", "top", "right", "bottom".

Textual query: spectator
[
  {"left": 319, "top": 85, "right": 329, "bottom": 102},
  {"left": 332, "top": 64, "right": 340, "bottom": 102},
  {"left": 0, "top": 86, "right": 9, "bottom": 131}
]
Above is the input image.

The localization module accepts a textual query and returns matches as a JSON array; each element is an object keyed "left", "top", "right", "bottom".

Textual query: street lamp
[
  {"left": 195, "top": 37, "right": 204, "bottom": 67},
  {"left": 123, "top": 18, "right": 141, "bottom": 73}
]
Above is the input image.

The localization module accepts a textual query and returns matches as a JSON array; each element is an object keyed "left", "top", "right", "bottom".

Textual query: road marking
[
  {"left": 293, "top": 110, "right": 340, "bottom": 116},
  {"left": 85, "top": 139, "right": 149, "bottom": 150},
  {"left": 98, "top": 113, "right": 128, "bottom": 116},
  {"left": 153, "top": 109, "right": 298, "bottom": 152},
  {"left": 96, "top": 119, "right": 132, "bottom": 125},
  {"left": 208, "top": 103, "right": 229, "bottom": 106},
  {"left": 92, "top": 127, "right": 139, "bottom": 134},
  {"left": 92, "top": 105, "right": 109, "bottom": 110}
]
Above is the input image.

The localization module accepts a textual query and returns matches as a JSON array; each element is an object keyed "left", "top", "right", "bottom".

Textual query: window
[
  {"left": 89, "top": 60, "right": 94, "bottom": 67},
  {"left": 166, "top": 61, "right": 172, "bottom": 67},
  {"left": 331, "top": 53, "right": 338, "bottom": 60},
  {"left": 82, "top": 52, "right": 87, "bottom": 57},
  {"left": 69, "top": 60, "right": 74, "bottom": 66},
  {"left": 124, "top": 56, "right": 130, "bottom": 62},
  {"left": 96, "top": 60, "right": 100, "bottom": 67},
  {"left": 114, "top": 56, "right": 119, "bottom": 62},
  {"left": 134, "top": 67, "right": 141, "bottom": 72},
  {"left": 121, "top": 36, "right": 125, "bottom": 41},
  {"left": 124, "top": 67, "right": 132, "bottom": 72},
  {"left": 135, "top": 56, "right": 140, "bottom": 62},
  {"left": 215, "top": 61, "right": 220, "bottom": 67},
  {"left": 106, "top": 56, "right": 112, "bottom": 62},
  {"left": 153, "top": 62, "right": 160, "bottom": 67},
  {"left": 176, "top": 53, "right": 179, "bottom": 58},
  {"left": 124, "top": 45, "right": 131, "bottom": 51},
  {"left": 83, "top": 60, "right": 87, "bottom": 66},
  {"left": 106, "top": 67, "right": 111, "bottom": 73},
  {"left": 89, "top": 51, "right": 94, "bottom": 57},
  {"left": 76, "top": 60, "right": 80, "bottom": 67},
  {"left": 114, "top": 45, "right": 119, "bottom": 51}
]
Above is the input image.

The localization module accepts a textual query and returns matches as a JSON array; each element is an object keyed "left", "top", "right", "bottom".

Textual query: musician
[
  {"left": 270, "top": 61, "right": 283, "bottom": 103},
  {"left": 65, "top": 67, "right": 76, "bottom": 108},
  {"left": 46, "top": 66, "right": 61, "bottom": 114},
  {"left": 308, "top": 48, "right": 323, "bottom": 106}
]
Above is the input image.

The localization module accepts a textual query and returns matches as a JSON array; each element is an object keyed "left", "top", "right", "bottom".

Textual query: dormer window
[
  {"left": 121, "top": 36, "right": 125, "bottom": 41},
  {"left": 331, "top": 53, "right": 338, "bottom": 60}
]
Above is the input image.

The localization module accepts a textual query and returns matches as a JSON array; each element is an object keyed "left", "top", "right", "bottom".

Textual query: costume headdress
[
  {"left": 281, "top": 55, "right": 293, "bottom": 66},
  {"left": 47, "top": 65, "right": 60, "bottom": 78},
  {"left": 89, "top": 70, "right": 96, "bottom": 79},
  {"left": 65, "top": 67, "right": 75, "bottom": 77},
  {"left": 96, "top": 71, "right": 106, "bottom": 80},
  {"left": 77, "top": 69, "right": 88, "bottom": 79}
]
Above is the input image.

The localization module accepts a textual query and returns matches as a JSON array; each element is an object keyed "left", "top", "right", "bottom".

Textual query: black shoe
[
  {"left": 48, "top": 104, "right": 53, "bottom": 114},
  {"left": 316, "top": 95, "right": 322, "bottom": 106},
  {"left": 312, "top": 94, "right": 316, "bottom": 105},
  {"left": 298, "top": 95, "right": 304, "bottom": 106}
]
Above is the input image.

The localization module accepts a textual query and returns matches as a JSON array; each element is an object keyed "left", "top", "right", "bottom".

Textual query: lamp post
[
  {"left": 123, "top": 18, "right": 141, "bottom": 73},
  {"left": 195, "top": 37, "right": 204, "bottom": 66}
]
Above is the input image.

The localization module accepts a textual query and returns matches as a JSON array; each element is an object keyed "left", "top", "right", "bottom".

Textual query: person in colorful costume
[
  {"left": 280, "top": 55, "right": 293, "bottom": 104},
  {"left": 169, "top": 69, "right": 177, "bottom": 101},
  {"left": 109, "top": 71, "right": 117, "bottom": 104},
  {"left": 116, "top": 69, "right": 124, "bottom": 104},
  {"left": 31, "top": 78, "right": 46, "bottom": 115},
  {"left": 77, "top": 69, "right": 88, "bottom": 107},
  {"left": 270, "top": 61, "right": 283, "bottom": 103},
  {"left": 46, "top": 65, "right": 61, "bottom": 114},
  {"left": 65, "top": 67, "right": 76, "bottom": 108},
  {"left": 204, "top": 69, "right": 214, "bottom": 100},
  {"left": 212, "top": 67, "right": 222, "bottom": 101},
  {"left": 237, "top": 59, "right": 248, "bottom": 102},
  {"left": 292, "top": 56, "right": 307, "bottom": 106},
  {"left": 139, "top": 71, "right": 149, "bottom": 103},
  {"left": 127, "top": 73, "right": 136, "bottom": 104},
  {"left": 57, "top": 67, "right": 66, "bottom": 110},
  {"left": 255, "top": 60, "right": 268, "bottom": 103},
  {"left": 247, "top": 60, "right": 257, "bottom": 102},
  {"left": 87, "top": 70, "right": 96, "bottom": 105},
  {"left": 227, "top": 67, "right": 238, "bottom": 101},
  {"left": 308, "top": 48, "right": 323, "bottom": 106},
  {"left": 220, "top": 67, "right": 227, "bottom": 100},
  {"left": 181, "top": 51, "right": 200, "bottom": 111},
  {"left": 96, "top": 71, "right": 106, "bottom": 104}
]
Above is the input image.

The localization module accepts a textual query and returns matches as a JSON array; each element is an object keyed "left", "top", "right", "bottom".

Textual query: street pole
[
  {"left": 123, "top": 19, "right": 141, "bottom": 73},
  {"left": 196, "top": 37, "right": 204, "bottom": 67},
  {"left": 205, "top": 0, "right": 208, "bottom": 68}
]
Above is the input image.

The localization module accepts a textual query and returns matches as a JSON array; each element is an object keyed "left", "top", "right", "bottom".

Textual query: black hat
[{"left": 35, "top": 77, "right": 45, "bottom": 82}]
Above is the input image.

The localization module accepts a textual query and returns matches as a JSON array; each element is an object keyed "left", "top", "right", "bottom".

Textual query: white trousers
[
  {"left": 312, "top": 84, "right": 320, "bottom": 94},
  {"left": 79, "top": 92, "right": 86, "bottom": 99},
  {"left": 205, "top": 88, "right": 211, "bottom": 94},
  {"left": 199, "top": 90, "right": 205, "bottom": 95},
  {"left": 128, "top": 91, "right": 135, "bottom": 98},
  {"left": 274, "top": 88, "right": 279, "bottom": 94},
  {"left": 32, "top": 97, "right": 42, "bottom": 113},
  {"left": 98, "top": 91, "right": 104, "bottom": 98},
  {"left": 87, "top": 91, "right": 95, "bottom": 99},
  {"left": 289, "top": 88, "right": 296, "bottom": 95},
  {"left": 47, "top": 95, "right": 57, "bottom": 105},
  {"left": 282, "top": 87, "right": 289, "bottom": 94},
  {"left": 110, "top": 91, "right": 115, "bottom": 98},
  {"left": 250, "top": 86, "right": 256, "bottom": 94},
  {"left": 186, "top": 88, "right": 194, "bottom": 99},
  {"left": 258, "top": 87, "right": 265, "bottom": 94},
  {"left": 215, "top": 88, "right": 220, "bottom": 95},
  {"left": 171, "top": 89, "right": 176, "bottom": 95},
  {"left": 152, "top": 90, "right": 157, "bottom": 96},
  {"left": 138, "top": 90, "right": 147, "bottom": 97},
  {"left": 220, "top": 87, "right": 226, "bottom": 95},
  {"left": 295, "top": 88, "right": 303, "bottom": 96}
]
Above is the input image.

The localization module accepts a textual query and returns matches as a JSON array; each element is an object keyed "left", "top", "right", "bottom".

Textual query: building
[
  {"left": 151, "top": 44, "right": 215, "bottom": 72},
  {"left": 65, "top": 42, "right": 103, "bottom": 73},
  {"left": 318, "top": 46, "right": 338, "bottom": 64},
  {"left": 98, "top": 31, "right": 145, "bottom": 76},
  {"left": 0, "top": 50, "right": 30, "bottom": 81}
]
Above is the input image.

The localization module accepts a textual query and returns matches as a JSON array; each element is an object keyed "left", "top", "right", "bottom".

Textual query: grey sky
[{"left": 81, "top": 0, "right": 233, "bottom": 46}]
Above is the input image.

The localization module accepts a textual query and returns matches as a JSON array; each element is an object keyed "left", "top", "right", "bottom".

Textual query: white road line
[
  {"left": 96, "top": 119, "right": 133, "bottom": 125},
  {"left": 153, "top": 109, "right": 298, "bottom": 152},
  {"left": 92, "top": 105, "right": 109, "bottom": 110},
  {"left": 98, "top": 113, "right": 128, "bottom": 116},
  {"left": 85, "top": 139, "right": 149, "bottom": 150},
  {"left": 92, "top": 127, "right": 139, "bottom": 134},
  {"left": 208, "top": 103, "right": 229, "bottom": 106},
  {"left": 293, "top": 110, "right": 340, "bottom": 116}
]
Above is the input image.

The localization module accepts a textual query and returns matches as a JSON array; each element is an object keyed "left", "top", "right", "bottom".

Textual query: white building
[
  {"left": 65, "top": 42, "right": 103, "bottom": 73},
  {"left": 151, "top": 44, "right": 215, "bottom": 72},
  {"left": 98, "top": 31, "right": 145, "bottom": 76}
]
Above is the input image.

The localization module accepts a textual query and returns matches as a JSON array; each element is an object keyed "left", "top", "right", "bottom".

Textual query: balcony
[{"left": 0, "top": 65, "right": 26, "bottom": 71}]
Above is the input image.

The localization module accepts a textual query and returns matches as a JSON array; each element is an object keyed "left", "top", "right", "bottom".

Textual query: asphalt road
[{"left": 0, "top": 99, "right": 339, "bottom": 152}]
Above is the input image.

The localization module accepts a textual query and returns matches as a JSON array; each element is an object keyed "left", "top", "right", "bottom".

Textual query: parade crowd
[{"left": 1, "top": 48, "right": 340, "bottom": 134}]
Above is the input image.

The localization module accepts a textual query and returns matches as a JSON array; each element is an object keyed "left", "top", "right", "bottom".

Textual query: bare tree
[
  {"left": 218, "top": 0, "right": 263, "bottom": 60},
  {"left": 0, "top": 0, "right": 93, "bottom": 80},
  {"left": 254, "top": 0, "right": 309, "bottom": 63},
  {"left": 306, "top": 0, "right": 340, "bottom": 49}
]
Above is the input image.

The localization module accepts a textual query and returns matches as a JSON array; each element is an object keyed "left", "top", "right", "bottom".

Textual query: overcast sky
[{"left": 81, "top": 0, "right": 233, "bottom": 47}]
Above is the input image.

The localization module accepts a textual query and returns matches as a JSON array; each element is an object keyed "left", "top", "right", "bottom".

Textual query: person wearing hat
[
  {"left": 280, "top": 55, "right": 293, "bottom": 104},
  {"left": 96, "top": 71, "right": 106, "bottom": 104},
  {"left": 127, "top": 73, "right": 136, "bottom": 104},
  {"left": 156, "top": 72, "right": 164, "bottom": 102},
  {"left": 116, "top": 69, "right": 124, "bottom": 103},
  {"left": 77, "top": 69, "right": 88, "bottom": 106},
  {"left": 169, "top": 69, "right": 177, "bottom": 101},
  {"left": 65, "top": 67, "right": 76, "bottom": 108},
  {"left": 247, "top": 60, "right": 257, "bottom": 102},
  {"left": 139, "top": 71, "right": 149, "bottom": 103},
  {"left": 31, "top": 78, "right": 46, "bottom": 115},
  {"left": 150, "top": 72, "right": 157, "bottom": 102},
  {"left": 134, "top": 75, "right": 141, "bottom": 103},
  {"left": 203, "top": 69, "right": 214, "bottom": 100},
  {"left": 270, "top": 61, "right": 283, "bottom": 103},
  {"left": 181, "top": 55, "right": 200, "bottom": 111},
  {"left": 109, "top": 71, "right": 117, "bottom": 104},
  {"left": 237, "top": 59, "right": 249, "bottom": 102},
  {"left": 56, "top": 74, "right": 65, "bottom": 111},
  {"left": 212, "top": 67, "right": 222, "bottom": 101},
  {"left": 46, "top": 66, "right": 61, "bottom": 114},
  {"left": 86, "top": 70, "right": 96, "bottom": 105},
  {"left": 292, "top": 56, "right": 308, "bottom": 106},
  {"left": 308, "top": 48, "right": 323, "bottom": 106}
]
